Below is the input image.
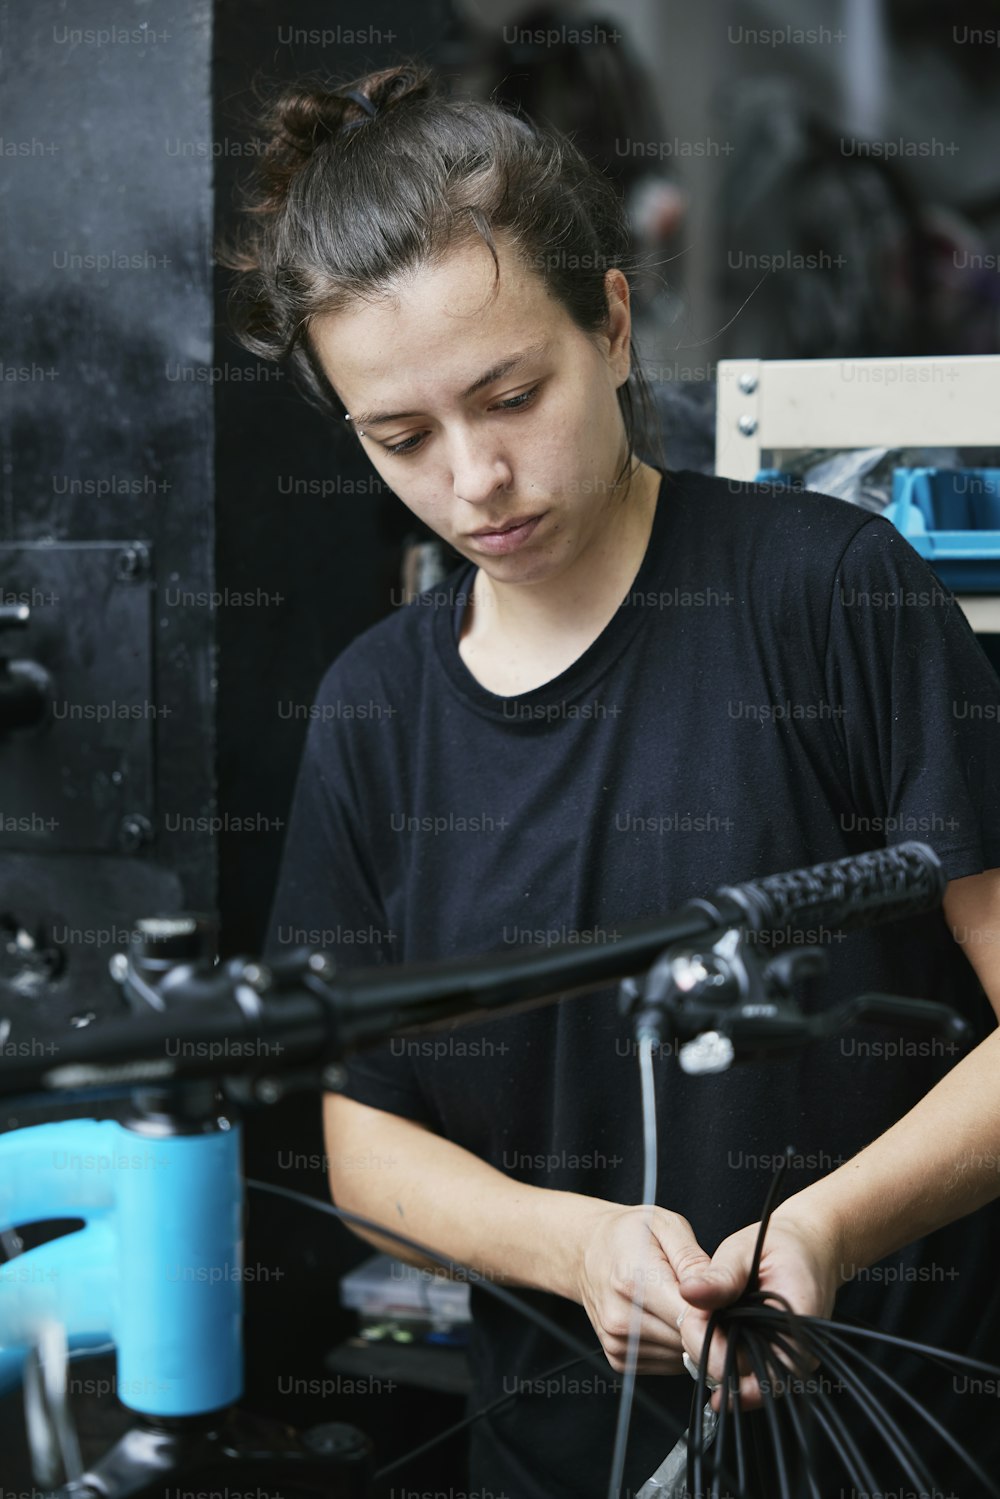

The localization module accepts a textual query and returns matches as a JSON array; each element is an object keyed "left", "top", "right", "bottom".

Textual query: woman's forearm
[{"left": 323, "top": 1093, "right": 615, "bottom": 1300}]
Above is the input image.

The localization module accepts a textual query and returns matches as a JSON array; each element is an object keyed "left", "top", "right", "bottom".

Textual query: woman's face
[{"left": 308, "top": 234, "right": 638, "bottom": 587}]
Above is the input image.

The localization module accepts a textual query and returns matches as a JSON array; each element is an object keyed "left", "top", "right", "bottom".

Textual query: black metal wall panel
[{"left": 0, "top": 0, "right": 216, "bottom": 1031}]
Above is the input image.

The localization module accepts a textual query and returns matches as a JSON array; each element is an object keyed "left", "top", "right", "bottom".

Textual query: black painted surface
[
  {"left": 0, "top": 0, "right": 217, "bottom": 1484},
  {"left": 0, "top": 0, "right": 216, "bottom": 1036}
]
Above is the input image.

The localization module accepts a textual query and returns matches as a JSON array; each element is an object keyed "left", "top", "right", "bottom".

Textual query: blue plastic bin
[
  {"left": 753, "top": 468, "right": 801, "bottom": 488},
  {"left": 884, "top": 468, "right": 1000, "bottom": 592}
]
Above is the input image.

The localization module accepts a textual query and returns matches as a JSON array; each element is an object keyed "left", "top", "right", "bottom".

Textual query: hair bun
[
  {"left": 363, "top": 61, "right": 436, "bottom": 116},
  {"left": 274, "top": 62, "right": 434, "bottom": 149},
  {"left": 249, "top": 62, "right": 436, "bottom": 215},
  {"left": 267, "top": 87, "right": 346, "bottom": 157}
]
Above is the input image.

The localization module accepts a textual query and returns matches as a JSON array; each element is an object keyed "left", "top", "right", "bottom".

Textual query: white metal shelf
[
  {"left": 715, "top": 354, "right": 1000, "bottom": 634},
  {"left": 953, "top": 597, "right": 1000, "bottom": 634}
]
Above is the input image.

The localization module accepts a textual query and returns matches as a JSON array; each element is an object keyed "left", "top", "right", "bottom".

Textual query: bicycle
[{"left": 1, "top": 841, "right": 994, "bottom": 1499}]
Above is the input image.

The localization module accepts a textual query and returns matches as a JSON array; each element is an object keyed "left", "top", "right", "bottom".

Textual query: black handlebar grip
[{"left": 712, "top": 841, "right": 945, "bottom": 934}]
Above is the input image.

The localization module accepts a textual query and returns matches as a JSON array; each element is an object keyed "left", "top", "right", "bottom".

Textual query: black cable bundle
[
  {"left": 250, "top": 1175, "right": 1000, "bottom": 1499},
  {"left": 685, "top": 1149, "right": 1000, "bottom": 1499}
]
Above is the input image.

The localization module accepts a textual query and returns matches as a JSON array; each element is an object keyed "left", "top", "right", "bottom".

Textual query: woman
[{"left": 224, "top": 60, "right": 1000, "bottom": 1499}]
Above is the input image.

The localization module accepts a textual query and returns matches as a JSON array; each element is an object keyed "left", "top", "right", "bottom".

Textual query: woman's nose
[{"left": 448, "top": 430, "right": 514, "bottom": 505}]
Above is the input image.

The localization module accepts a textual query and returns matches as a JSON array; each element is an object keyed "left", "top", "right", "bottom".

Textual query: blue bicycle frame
[{"left": 0, "top": 1115, "right": 242, "bottom": 1418}]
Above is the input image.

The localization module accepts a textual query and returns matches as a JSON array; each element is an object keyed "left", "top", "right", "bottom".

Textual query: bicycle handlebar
[{"left": 0, "top": 841, "right": 949, "bottom": 1102}]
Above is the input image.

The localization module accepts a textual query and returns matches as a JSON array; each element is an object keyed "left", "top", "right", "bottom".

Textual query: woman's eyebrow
[{"left": 349, "top": 339, "right": 551, "bottom": 429}]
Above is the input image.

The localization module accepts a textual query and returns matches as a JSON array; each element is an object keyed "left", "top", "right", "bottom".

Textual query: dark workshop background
[{"left": 1, "top": 0, "right": 999, "bottom": 1490}]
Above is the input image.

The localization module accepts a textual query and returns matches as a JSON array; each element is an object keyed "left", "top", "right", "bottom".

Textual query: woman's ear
[{"left": 601, "top": 268, "right": 633, "bottom": 384}]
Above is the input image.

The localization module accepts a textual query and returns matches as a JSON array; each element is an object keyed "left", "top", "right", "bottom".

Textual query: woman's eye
[{"left": 382, "top": 384, "right": 542, "bottom": 458}]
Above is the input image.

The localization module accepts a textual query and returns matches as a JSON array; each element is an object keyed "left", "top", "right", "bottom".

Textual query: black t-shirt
[{"left": 265, "top": 468, "right": 1000, "bottom": 1499}]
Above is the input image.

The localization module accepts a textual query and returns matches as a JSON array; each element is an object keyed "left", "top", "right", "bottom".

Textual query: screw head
[
  {"left": 302, "top": 1422, "right": 368, "bottom": 1457},
  {"left": 118, "top": 814, "right": 153, "bottom": 853},
  {"left": 115, "top": 544, "right": 150, "bottom": 582},
  {"left": 738, "top": 373, "right": 758, "bottom": 394},
  {"left": 738, "top": 415, "right": 758, "bottom": 437}
]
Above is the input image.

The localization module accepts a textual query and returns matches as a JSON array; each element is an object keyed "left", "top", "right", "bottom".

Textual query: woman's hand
[
  {"left": 573, "top": 1203, "right": 728, "bottom": 1374},
  {"left": 674, "top": 1206, "right": 844, "bottom": 1413},
  {"left": 573, "top": 1201, "right": 843, "bottom": 1409}
]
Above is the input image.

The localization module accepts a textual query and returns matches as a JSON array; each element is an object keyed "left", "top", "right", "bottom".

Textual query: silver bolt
[
  {"left": 738, "top": 373, "right": 758, "bottom": 394},
  {"left": 115, "top": 544, "right": 150, "bottom": 582},
  {"left": 738, "top": 415, "right": 758, "bottom": 437},
  {"left": 322, "top": 1064, "right": 347, "bottom": 1091},
  {"left": 118, "top": 814, "right": 153, "bottom": 852},
  {"left": 679, "top": 1031, "right": 735, "bottom": 1075}
]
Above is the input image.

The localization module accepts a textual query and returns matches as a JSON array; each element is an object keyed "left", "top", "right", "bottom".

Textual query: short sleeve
[
  {"left": 263, "top": 665, "right": 435, "bottom": 1127},
  {"left": 824, "top": 515, "right": 1000, "bottom": 881}
]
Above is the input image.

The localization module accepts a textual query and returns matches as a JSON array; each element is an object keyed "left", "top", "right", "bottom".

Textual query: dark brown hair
[{"left": 219, "top": 58, "right": 665, "bottom": 489}]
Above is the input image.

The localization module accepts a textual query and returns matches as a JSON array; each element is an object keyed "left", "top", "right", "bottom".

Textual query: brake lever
[
  {"left": 809, "top": 992, "right": 973, "bottom": 1048},
  {"left": 621, "top": 924, "right": 973, "bottom": 1074}
]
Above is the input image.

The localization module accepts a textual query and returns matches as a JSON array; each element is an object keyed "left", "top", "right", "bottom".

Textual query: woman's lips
[{"left": 467, "top": 513, "right": 545, "bottom": 554}]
